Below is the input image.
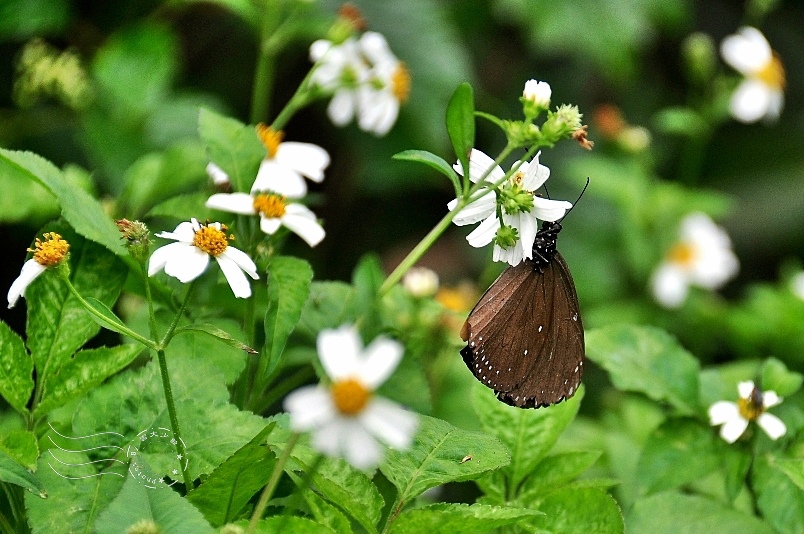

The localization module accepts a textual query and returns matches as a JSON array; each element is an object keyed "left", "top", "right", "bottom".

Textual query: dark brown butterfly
[{"left": 460, "top": 220, "right": 584, "bottom": 408}]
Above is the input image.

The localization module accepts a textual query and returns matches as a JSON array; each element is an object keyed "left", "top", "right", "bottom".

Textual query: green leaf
[
  {"left": 34, "top": 344, "right": 142, "bottom": 417},
  {"left": 233, "top": 516, "right": 336, "bottom": 533},
  {"left": 0, "top": 429, "right": 39, "bottom": 470},
  {"left": 26, "top": 224, "right": 128, "bottom": 386},
  {"left": 198, "top": 108, "right": 264, "bottom": 193},
  {"left": 0, "top": 448, "right": 45, "bottom": 497},
  {"left": 626, "top": 491, "right": 775, "bottom": 534},
  {"left": 446, "top": 82, "right": 475, "bottom": 178},
  {"left": 25, "top": 452, "right": 125, "bottom": 533},
  {"left": 389, "top": 502, "right": 542, "bottom": 534},
  {"left": 531, "top": 487, "right": 624, "bottom": 534},
  {"left": 146, "top": 191, "right": 214, "bottom": 221},
  {"left": 171, "top": 323, "right": 257, "bottom": 354},
  {"left": 0, "top": 320, "right": 33, "bottom": 414},
  {"left": 0, "top": 0, "right": 68, "bottom": 38},
  {"left": 516, "top": 450, "right": 602, "bottom": 504},
  {"left": 82, "top": 296, "right": 150, "bottom": 345},
  {"left": 187, "top": 424, "right": 276, "bottom": 526},
  {"left": 773, "top": 458, "right": 804, "bottom": 492},
  {"left": 753, "top": 454, "right": 804, "bottom": 534},
  {"left": 381, "top": 415, "right": 510, "bottom": 505},
  {"left": 635, "top": 418, "right": 722, "bottom": 496},
  {"left": 261, "top": 256, "right": 313, "bottom": 382},
  {"left": 351, "top": 254, "right": 385, "bottom": 338},
  {"left": 299, "top": 488, "right": 354, "bottom": 534},
  {"left": 653, "top": 107, "right": 709, "bottom": 137},
  {"left": 472, "top": 381, "right": 583, "bottom": 493},
  {"left": 586, "top": 325, "right": 700, "bottom": 414},
  {"left": 94, "top": 474, "right": 214, "bottom": 533},
  {"left": 297, "top": 281, "right": 357, "bottom": 336},
  {"left": 760, "top": 357, "right": 803, "bottom": 397},
  {"left": 0, "top": 150, "right": 125, "bottom": 255},
  {"left": 393, "top": 150, "right": 461, "bottom": 196}
]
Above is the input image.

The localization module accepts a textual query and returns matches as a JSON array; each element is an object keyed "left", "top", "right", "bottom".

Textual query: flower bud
[
  {"left": 403, "top": 267, "right": 439, "bottom": 298},
  {"left": 116, "top": 219, "right": 151, "bottom": 263},
  {"left": 541, "top": 104, "right": 583, "bottom": 144},
  {"left": 521, "top": 79, "right": 551, "bottom": 118},
  {"left": 494, "top": 225, "right": 519, "bottom": 249}
]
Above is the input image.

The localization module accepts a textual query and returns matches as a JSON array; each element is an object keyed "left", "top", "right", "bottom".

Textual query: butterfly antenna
[{"left": 559, "top": 178, "right": 590, "bottom": 222}]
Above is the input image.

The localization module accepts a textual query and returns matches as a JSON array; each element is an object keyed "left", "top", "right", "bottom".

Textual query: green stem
[
  {"left": 246, "top": 432, "right": 301, "bottom": 533},
  {"left": 249, "top": 3, "right": 281, "bottom": 124},
  {"left": 159, "top": 282, "right": 196, "bottom": 348},
  {"left": 251, "top": 365, "right": 316, "bottom": 414},
  {"left": 155, "top": 347, "right": 193, "bottom": 490}
]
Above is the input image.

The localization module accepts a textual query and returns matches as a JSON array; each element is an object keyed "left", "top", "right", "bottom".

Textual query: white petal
[
  {"left": 343, "top": 420, "right": 382, "bottom": 470},
  {"left": 730, "top": 80, "right": 774, "bottom": 123},
  {"left": 318, "top": 326, "right": 362, "bottom": 381},
  {"left": 450, "top": 192, "right": 496, "bottom": 226},
  {"left": 708, "top": 401, "right": 740, "bottom": 425},
  {"left": 284, "top": 386, "right": 336, "bottom": 431},
  {"left": 205, "top": 193, "right": 256, "bottom": 215},
  {"left": 309, "top": 39, "right": 333, "bottom": 62},
  {"left": 720, "top": 417, "right": 749, "bottom": 443},
  {"left": 206, "top": 162, "right": 229, "bottom": 185},
  {"left": 282, "top": 205, "right": 325, "bottom": 247},
  {"left": 162, "top": 244, "right": 209, "bottom": 283},
  {"left": 737, "top": 381, "right": 756, "bottom": 399},
  {"left": 155, "top": 221, "right": 196, "bottom": 243},
  {"left": 361, "top": 398, "right": 418, "bottom": 449},
  {"left": 651, "top": 264, "right": 689, "bottom": 309},
  {"left": 466, "top": 214, "right": 500, "bottom": 248},
  {"left": 454, "top": 149, "right": 505, "bottom": 184},
  {"left": 757, "top": 413, "right": 786, "bottom": 440},
  {"left": 7, "top": 259, "right": 46, "bottom": 308},
  {"left": 359, "top": 31, "right": 394, "bottom": 65},
  {"left": 216, "top": 254, "right": 252, "bottom": 298},
  {"left": 253, "top": 160, "right": 308, "bottom": 198},
  {"left": 517, "top": 213, "right": 538, "bottom": 258},
  {"left": 275, "top": 142, "right": 330, "bottom": 183},
  {"left": 220, "top": 246, "right": 259, "bottom": 280},
  {"left": 259, "top": 216, "right": 282, "bottom": 235},
  {"left": 721, "top": 27, "right": 772, "bottom": 75},
  {"left": 532, "top": 197, "right": 572, "bottom": 223},
  {"left": 520, "top": 154, "right": 550, "bottom": 190},
  {"left": 357, "top": 337, "right": 403, "bottom": 389},
  {"left": 359, "top": 94, "right": 398, "bottom": 136},
  {"left": 312, "top": 419, "right": 346, "bottom": 458},
  {"left": 493, "top": 244, "right": 523, "bottom": 267},
  {"left": 762, "top": 390, "right": 782, "bottom": 408},
  {"left": 328, "top": 90, "right": 358, "bottom": 126}
]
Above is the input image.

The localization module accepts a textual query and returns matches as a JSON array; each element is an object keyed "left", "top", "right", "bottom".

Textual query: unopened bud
[{"left": 521, "top": 79, "right": 551, "bottom": 119}]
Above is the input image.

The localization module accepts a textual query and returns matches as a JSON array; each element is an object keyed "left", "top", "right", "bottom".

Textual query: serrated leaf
[
  {"left": 0, "top": 448, "right": 45, "bottom": 497},
  {"left": 389, "top": 502, "right": 542, "bottom": 534},
  {"left": 446, "top": 83, "right": 475, "bottom": 179},
  {"left": 25, "top": 452, "right": 125, "bottom": 533},
  {"left": 586, "top": 325, "right": 700, "bottom": 414},
  {"left": 0, "top": 150, "right": 125, "bottom": 255},
  {"left": 94, "top": 474, "right": 214, "bottom": 533},
  {"left": 233, "top": 516, "right": 336, "bottom": 533},
  {"left": 472, "top": 381, "right": 583, "bottom": 494},
  {"left": 381, "top": 415, "right": 510, "bottom": 506},
  {"left": 34, "top": 344, "right": 142, "bottom": 417},
  {"left": 626, "top": 491, "right": 775, "bottom": 534},
  {"left": 26, "top": 224, "right": 128, "bottom": 387},
  {"left": 299, "top": 488, "right": 354, "bottom": 534},
  {"left": 773, "top": 458, "right": 804, "bottom": 491},
  {"left": 0, "top": 429, "right": 39, "bottom": 470},
  {"left": 0, "top": 320, "right": 33, "bottom": 414},
  {"left": 171, "top": 323, "right": 257, "bottom": 354},
  {"left": 635, "top": 418, "right": 722, "bottom": 496},
  {"left": 198, "top": 108, "right": 264, "bottom": 193},
  {"left": 531, "top": 487, "right": 624, "bottom": 534},
  {"left": 753, "top": 454, "right": 804, "bottom": 534},
  {"left": 516, "top": 450, "right": 602, "bottom": 504},
  {"left": 297, "top": 281, "right": 357, "bottom": 336},
  {"left": 261, "top": 256, "right": 313, "bottom": 383},
  {"left": 187, "top": 424, "right": 275, "bottom": 526}
]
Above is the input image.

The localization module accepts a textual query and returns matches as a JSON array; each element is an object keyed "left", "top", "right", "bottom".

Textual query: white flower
[
  {"left": 7, "top": 232, "right": 70, "bottom": 308},
  {"left": 708, "top": 380, "right": 786, "bottom": 443},
  {"left": 356, "top": 32, "right": 410, "bottom": 136},
  {"left": 721, "top": 27, "right": 785, "bottom": 123},
  {"left": 402, "top": 267, "right": 439, "bottom": 298},
  {"left": 310, "top": 38, "right": 371, "bottom": 129},
  {"left": 284, "top": 325, "right": 418, "bottom": 470},
  {"left": 206, "top": 162, "right": 229, "bottom": 186},
  {"left": 651, "top": 213, "right": 739, "bottom": 308},
  {"left": 791, "top": 271, "right": 804, "bottom": 301},
  {"left": 148, "top": 218, "right": 258, "bottom": 298},
  {"left": 447, "top": 149, "right": 572, "bottom": 267},
  {"left": 253, "top": 124, "right": 330, "bottom": 198},
  {"left": 522, "top": 79, "right": 551, "bottom": 109},
  {"left": 206, "top": 191, "right": 324, "bottom": 247}
]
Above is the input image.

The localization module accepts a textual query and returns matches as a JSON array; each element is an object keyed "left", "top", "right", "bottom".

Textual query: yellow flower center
[
  {"left": 667, "top": 242, "right": 697, "bottom": 268},
  {"left": 252, "top": 193, "right": 286, "bottom": 219},
  {"left": 330, "top": 378, "right": 371, "bottom": 416},
  {"left": 256, "top": 123, "right": 284, "bottom": 159},
  {"left": 29, "top": 232, "right": 69, "bottom": 267},
  {"left": 392, "top": 63, "right": 411, "bottom": 103},
  {"left": 738, "top": 389, "right": 764, "bottom": 421},
  {"left": 192, "top": 223, "right": 230, "bottom": 257},
  {"left": 756, "top": 54, "right": 785, "bottom": 90}
]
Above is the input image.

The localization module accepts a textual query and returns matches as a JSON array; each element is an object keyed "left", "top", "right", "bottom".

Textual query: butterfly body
[{"left": 460, "top": 221, "right": 585, "bottom": 408}]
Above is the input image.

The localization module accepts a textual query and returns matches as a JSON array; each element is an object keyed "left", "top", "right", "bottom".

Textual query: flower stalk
[{"left": 246, "top": 432, "right": 301, "bottom": 534}]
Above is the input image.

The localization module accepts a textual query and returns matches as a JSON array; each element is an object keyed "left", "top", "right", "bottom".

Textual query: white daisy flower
[
  {"left": 447, "top": 149, "right": 572, "bottom": 267},
  {"left": 252, "top": 124, "right": 330, "bottom": 198},
  {"left": 148, "top": 218, "right": 258, "bottom": 299},
  {"left": 356, "top": 32, "right": 410, "bottom": 136},
  {"left": 651, "top": 213, "right": 739, "bottom": 308},
  {"left": 206, "top": 161, "right": 230, "bottom": 186},
  {"left": 205, "top": 191, "right": 324, "bottom": 247},
  {"left": 402, "top": 266, "right": 439, "bottom": 298},
  {"left": 721, "top": 27, "right": 785, "bottom": 123},
  {"left": 708, "top": 380, "right": 786, "bottom": 443},
  {"left": 310, "top": 37, "right": 371, "bottom": 129},
  {"left": 7, "top": 232, "right": 70, "bottom": 308},
  {"left": 284, "top": 325, "right": 418, "bottom": 470}
]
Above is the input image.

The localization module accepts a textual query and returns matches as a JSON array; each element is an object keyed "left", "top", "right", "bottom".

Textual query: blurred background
[{"left": 1, "top": 0, "right": 802, "bottom": 368}]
